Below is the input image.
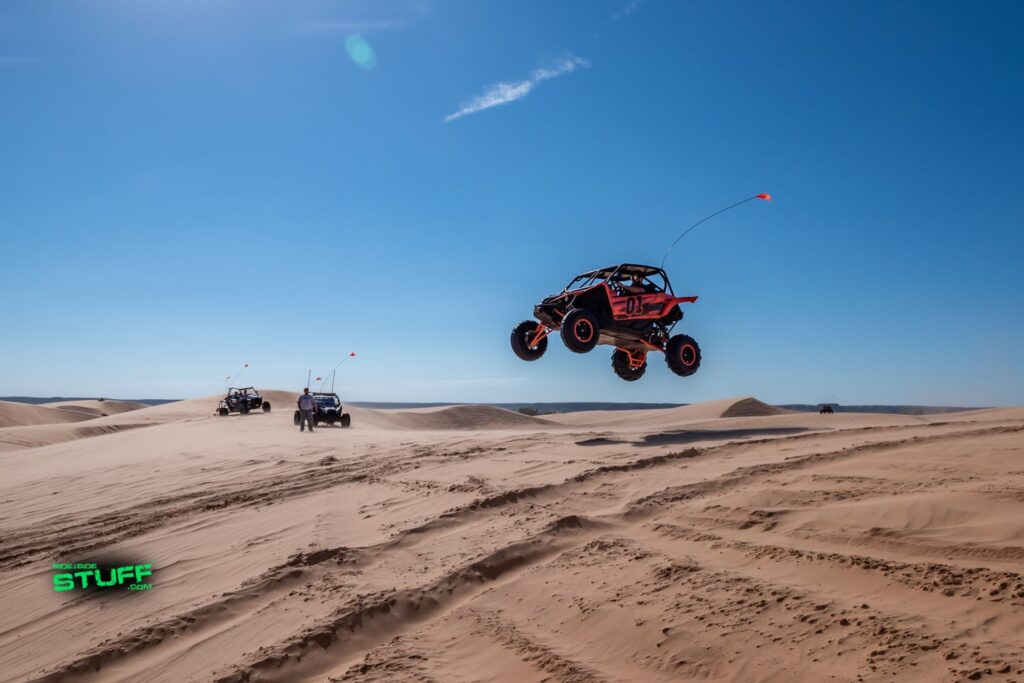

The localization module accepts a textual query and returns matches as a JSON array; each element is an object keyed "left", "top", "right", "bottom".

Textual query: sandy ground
[{"left": 0, "top": 393, "right": 1022, "bottom": 682}]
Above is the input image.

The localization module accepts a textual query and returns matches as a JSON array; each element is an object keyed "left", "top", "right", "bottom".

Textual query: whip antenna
[
  {"left": 228, "top": 363, "right": 249, "bottom": 387},
  {"left": 326, "top": 352, "right": 356, "bottom": 393},
  {"left": 660, "top": 193, "right": 772, "bottom": 270}
]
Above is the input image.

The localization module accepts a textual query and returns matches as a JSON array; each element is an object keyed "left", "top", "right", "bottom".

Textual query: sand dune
[
  {"left": 45, "top": 399, "right": 148, "bottom": 417},
  {"left": 719, "top": 395, "right": 791, "bottom": 417},
  {"left": 0, "top": 399, "right": 147, "bottom": 429},
  {"left": 0, "top": 400, "right": 98, "bottom": 428},
  {"left": 1, "top": 396, "right": 1022, "bottom": 682},
  {"left": 544, "top": 396, "right": 750, "bottom": 428},
  {"left": 548, "top": 395, "right": 793, "bottom": 428},
  {"left": 262, "top": 391, "right": 553, "bottom": 430},
  {"left": 0, "top": 394, "right": 797, "bottom": 454},
  {"left": 83, "top": 391, "right": 552, "bottom": 430},
  {"left": 353, "top": 404, "right": 553, "bottom": 431}
]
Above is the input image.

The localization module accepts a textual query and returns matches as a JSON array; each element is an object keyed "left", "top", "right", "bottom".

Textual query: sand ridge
[
  {"left": 0, "top": 399, "right": 148, "bottom": 428},
  {"left": 0, "top": 393, "right": 550, "bottom": 453}
]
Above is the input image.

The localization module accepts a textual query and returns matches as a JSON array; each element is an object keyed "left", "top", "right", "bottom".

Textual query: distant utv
[
  {"left": 218, "top": 387, "right": 271, "bottom": 416},
  {"left": 819, "top": 404, "right": 834, "bottom": 415},
  {"left": 294, "top": 392, "right": 351, "bottom": 428}
]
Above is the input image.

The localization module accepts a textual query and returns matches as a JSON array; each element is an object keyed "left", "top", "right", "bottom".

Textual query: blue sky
[{"left": 1, "top": 0, "right": 1022, "bottom": 405}]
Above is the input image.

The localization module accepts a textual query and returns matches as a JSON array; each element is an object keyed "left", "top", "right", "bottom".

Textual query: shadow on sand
[
  {"left": 640, "top": 427, "right": 809, "bottom": 446},
  {"left": 575, "top": 427, "right": 811, "bottom": 447}
]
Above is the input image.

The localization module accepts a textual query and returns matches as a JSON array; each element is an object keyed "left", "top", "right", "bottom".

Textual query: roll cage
[
  {"left": 531, "top": 263, "right": 696, "bottom": 356},
  {"left": 562, "top": 264, "right": 674, "bottom": 296},
  {"left": 312, "top": 393, "right": 341, "bottom": 408}
]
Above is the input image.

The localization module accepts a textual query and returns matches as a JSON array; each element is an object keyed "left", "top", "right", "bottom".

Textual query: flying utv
[
  {"left": 217, "top": 387, "right": 271, "bottom": 416},
  {"left": 510, "top": 264, "right": 701, "bottom": 381},
  {"left": 294, "top": 392, "right": 352, "bottom": 428}
]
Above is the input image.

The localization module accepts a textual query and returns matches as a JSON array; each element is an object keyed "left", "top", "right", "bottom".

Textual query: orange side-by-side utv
[{"left": 510, "top": 263, "right": 701, "bottom": 381}]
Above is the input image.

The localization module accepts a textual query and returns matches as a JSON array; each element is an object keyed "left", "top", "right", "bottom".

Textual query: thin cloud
[{"left": 443, "top": 55, "right": 590, "bottom": 123}]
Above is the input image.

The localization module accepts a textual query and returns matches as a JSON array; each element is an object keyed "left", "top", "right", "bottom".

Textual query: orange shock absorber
[
  {"left": 528, "top": 324, "right": 551, "bottom": 348},
  {"left": 628, "top": 350, "right": 648, "bottom": 368},
  {"left": 617, "top": 348, "right": 647, "bottom": 368}
]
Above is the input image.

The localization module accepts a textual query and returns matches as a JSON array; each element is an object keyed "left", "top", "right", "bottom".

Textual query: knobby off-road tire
[
  {"left": 560, "top": 309, "right": 601, "bottom": 354},
  {"left": 293, "top": 410, "right": 301, "bottom": 426},
  {"left": 666, "top": 334, "right": 701, "bottom": 377},
  {"left": 339, "top": 413, "right": 352, "bottom": 428},
  {"left": 262, "top": 402, "right": 271, "bottom": 413},
  {"left": 511, "top": 320, "right": 548, "bottom": 361},
  {"left": 218, "top": 407, "right": 229, "bottom": 417},
  {"left": 611, "top": 349, "right": 646, "bottom": 381}
]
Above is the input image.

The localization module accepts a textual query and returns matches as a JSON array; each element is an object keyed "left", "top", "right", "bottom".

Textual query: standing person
[{"left": 297, "top": 388, "right": 316, "bottom": 432}]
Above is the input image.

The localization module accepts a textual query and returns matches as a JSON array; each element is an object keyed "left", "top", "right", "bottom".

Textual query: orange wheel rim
[{"left": 681, "top": 344, "right": 696, "bottom": 366}]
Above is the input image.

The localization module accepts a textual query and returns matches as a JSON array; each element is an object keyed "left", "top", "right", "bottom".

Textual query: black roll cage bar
[{"left": 562, "top": 264, "right": 675, "bottom": 295}]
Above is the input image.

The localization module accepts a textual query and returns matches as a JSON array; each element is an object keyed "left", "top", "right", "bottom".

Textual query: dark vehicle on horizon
[
  {"left": 217, "top": 387, "right": 271, "bottom": 416},
  {"left": 294, "top": 392, "right": 352, "bottom": 428},
  {"left": 510, "top": 263, "right": 701, "bottom": 382}
]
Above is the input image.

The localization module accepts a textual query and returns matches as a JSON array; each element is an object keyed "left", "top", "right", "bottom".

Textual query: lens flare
[{"left": 345, "top": 35, "right": 377, "bottom": 70}]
